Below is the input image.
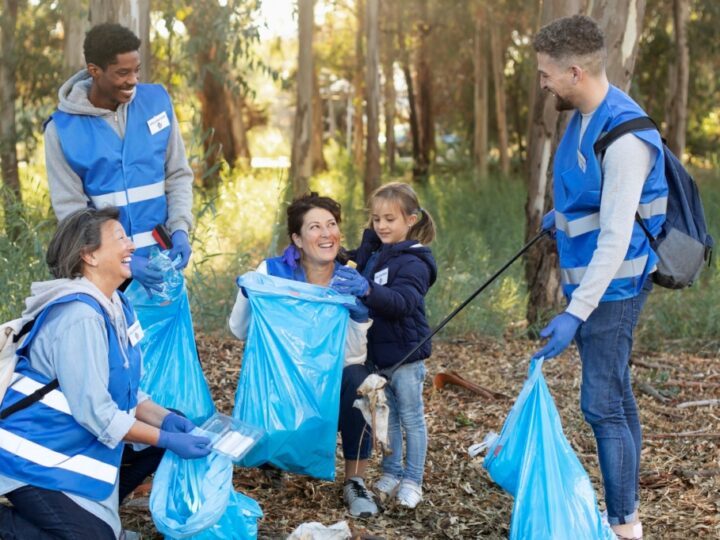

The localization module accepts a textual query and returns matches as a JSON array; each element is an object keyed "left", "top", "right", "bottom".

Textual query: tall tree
[
  {"left": 524, "top": 0, "right": 648, "bottom": 325},
  {"left": 398, "top": 3, "right": 421, "bottom": 175},
  {"left": 290, "top": 0, "right": 314, "bottom": 196},
  {"left": 414, "top": 0, "right": 433, "bottom": 180},
  {"left": 381, "top": 0, "right": 397, "bottom": 173},
  {"left": 489, "top": 13, "right": 510, "bottom": 175},
  {"left": 351, "top": 0, "right": 365, "bottom": 169},
  {"left": 665, "top": 0, "right": 689, "bottom": 157},
  {"left": 311, "top": 67, "right": 327, "bottom": 173},
  {"left": 364, "top": 0, "right": 381, "bottom": 197},
  {"left": 62, "top": 0, "right": 87, "bottom": 76},
  {"left": 473, "top": 0, "right": 489, "bottom": 180},
  {"left": 0, "top": 0, "right": 21, "bottom": 238},
  {"left": 89, "top": 0, "right": 150, "bottom": 82}
]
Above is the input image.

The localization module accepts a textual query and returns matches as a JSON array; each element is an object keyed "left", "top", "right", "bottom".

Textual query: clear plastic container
[
  {"left": 147, "top": 247, "right": 183, "bottom": 301},
  {"left": 198, "top": 413, "right": 264, "bottom": 461}
]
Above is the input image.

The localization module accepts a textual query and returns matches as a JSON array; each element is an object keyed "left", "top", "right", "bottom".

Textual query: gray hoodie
[{"left": 43, "top": 69, "right": 193, "bottom": 234}]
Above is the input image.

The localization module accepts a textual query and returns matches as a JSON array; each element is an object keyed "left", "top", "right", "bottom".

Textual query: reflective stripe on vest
[
  {"left": 560, "top": 254, "right": 648, "bottom": 285},
  {"left": 556, "top": 198, "right": 667, "bottom": 238}
]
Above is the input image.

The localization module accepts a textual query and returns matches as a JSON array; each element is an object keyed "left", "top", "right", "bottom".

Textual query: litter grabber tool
[{"left": 382, "top": 230, "right": 549, "bottom": 380}]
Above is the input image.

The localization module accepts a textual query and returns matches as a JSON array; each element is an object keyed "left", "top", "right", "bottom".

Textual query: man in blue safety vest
[
  {"left": 532, "top": 15, "right": 667, "bottom": 540},
  {"left": 44, "top": 22, "right": 193, "bottom": 289}
]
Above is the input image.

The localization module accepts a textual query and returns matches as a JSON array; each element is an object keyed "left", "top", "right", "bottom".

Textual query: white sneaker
[
  {"left": 373, "top": 474, "right": 400, "bottom": 499},
  {"left": 396, "top": 480, "right": 422, "bottom": 509},
  {"left": 343, "top": 477, "right": 379, "bottom": 518}
]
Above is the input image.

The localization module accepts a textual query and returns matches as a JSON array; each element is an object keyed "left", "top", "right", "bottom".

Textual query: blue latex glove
[
  {"left": 345, "top": 298, "right": 369, "bottom": 323},
  {"left": 157, "top": 430, "right": 211, "bottom": 459},
  {"left": 130, "top": 254, "right": 164, "bottom": 293},
  {"left": 532, "top": 312, "right": 582, "bottom": 360},
  {"left": 542, "top": 209, "right": 556, "bottom": 235},
  {"left": 168, "top": 230, "right": 192, "bottom": 270},
  {"left": 330, "top": 266, "right": 370, "bottom": 297},
  {"left": 160, "top": 412, "right": 196, "bottom": 434}
]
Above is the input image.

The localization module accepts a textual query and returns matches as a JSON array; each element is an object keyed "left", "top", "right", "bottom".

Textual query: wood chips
[{"left": 120, "top": 335, "right": 720, "bottom": 539}]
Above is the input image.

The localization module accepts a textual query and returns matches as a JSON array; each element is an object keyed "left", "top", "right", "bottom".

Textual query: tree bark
[
  {"left": 665, "top": 0, "right": 689, "bottom": 158},
  {"left": 473, "top": 1, "right": 489, "bottom": 180},
  {"left": 89, "top": 0, "right": 151, "bottom": 81},
  {"left": 489, "top": 15, "right": 510, "bottom": 175},
  {"left": 0, "top": 0, "right": 22, "bottom": 239},
  {"left": 352, "top": 0, "right": 365, "bottom": 169},
  {"left": 62, "top": 0, "right": 87, "bottom": 76},
  {"left": 290, "top": 0, "right": 314, "bottom": 197},
  {"left": 381, "top": 1, "right": 397, "bottom": 173},
  {"left": 414, "top": 0, "right": 433, "bottom": 181},
  {"left": 398, "top": 7, "right": 421, "bottom": 172},
  {"left": 364, "top": 0, "right": 381, "bottom": 197},
  {"left": 525, "top": 0, "right": 648, "bottom": 326},
  {"left": 311, "top": 67, "right": 327, "bottom": 173}
]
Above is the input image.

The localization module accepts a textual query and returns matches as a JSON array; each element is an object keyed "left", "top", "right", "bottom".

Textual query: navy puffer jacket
[{"left": 351, "top": 229, "right": 437, "bottom": 370}]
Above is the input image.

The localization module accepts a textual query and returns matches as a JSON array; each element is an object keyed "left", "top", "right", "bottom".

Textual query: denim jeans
[
  {"left": 575, "top": 284, "right": 650, "bottom": 525},
  {"left": 381, "top": 360, "right": 428, "bottom": 485}
]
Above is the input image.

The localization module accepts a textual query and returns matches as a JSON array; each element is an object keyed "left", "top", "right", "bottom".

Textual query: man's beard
[{"left": 554, "top": 93, "right": 575, "bottom": 111}]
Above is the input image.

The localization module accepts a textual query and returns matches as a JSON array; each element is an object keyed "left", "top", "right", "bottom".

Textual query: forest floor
[{"left": 120, "top": 335, "right": 720, "bottom": 539}]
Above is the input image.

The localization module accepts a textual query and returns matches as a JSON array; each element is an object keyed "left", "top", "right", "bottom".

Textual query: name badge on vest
[
  {"left": 128, "top": 320, "right": 144, "bottom": 347},
  {"left": 147, "top": 111, "right": 170, "bottom": 135},
  {"left": 374, "top": 267, "right": 389, "bottom": 285},
  {"left": 577, "top": 150, "right": 587, "bottom": 173}
]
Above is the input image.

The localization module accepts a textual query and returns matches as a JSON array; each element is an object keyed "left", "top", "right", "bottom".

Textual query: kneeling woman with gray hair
[{"left": 0, "top": 207, "right": 210, "bottom": 539}]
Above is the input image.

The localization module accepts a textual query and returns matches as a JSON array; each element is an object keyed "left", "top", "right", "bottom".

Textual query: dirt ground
[{"left": 120, "top": 335, "right": 720, "bottom": 539}]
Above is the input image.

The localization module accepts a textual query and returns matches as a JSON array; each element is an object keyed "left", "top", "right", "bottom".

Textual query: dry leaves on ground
[{"left": 120, "top": 335, "right": 720, "bottom": 539}]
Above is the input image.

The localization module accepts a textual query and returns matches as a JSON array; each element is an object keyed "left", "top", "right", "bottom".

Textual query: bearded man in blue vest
[
  {"left": 531, "top": 15, "right": 666, "bottom": 540},
  {"left": 44, "top": 22, "right": 193, "bottom": 291}
]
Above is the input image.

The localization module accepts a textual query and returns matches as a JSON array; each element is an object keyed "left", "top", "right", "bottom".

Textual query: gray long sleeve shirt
[{"left": 44, "top": 70, "right": 193, "bottom": 234}]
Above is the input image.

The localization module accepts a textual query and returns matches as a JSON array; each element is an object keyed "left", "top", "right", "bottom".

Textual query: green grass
[{"left": 2, "top": 149, "right": 719, "bottom": 350}]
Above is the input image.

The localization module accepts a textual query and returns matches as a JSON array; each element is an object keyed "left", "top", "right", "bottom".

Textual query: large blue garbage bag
[
  {"left": 150, "top": 450, "right": 262, "bottom": 539},
  {"left": 484, "top": 359, "right": 615, "bottom": 540},
  {"left": 232, "top": 272, "right": 351, "bottom": 480},
  {"left": 125, "top": 252, "right": 215, "bottom": 425}
]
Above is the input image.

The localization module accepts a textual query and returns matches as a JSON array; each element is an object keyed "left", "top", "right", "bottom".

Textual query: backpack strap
[{"left": 594, "top": 116, "right": 662, "bottom": 243}]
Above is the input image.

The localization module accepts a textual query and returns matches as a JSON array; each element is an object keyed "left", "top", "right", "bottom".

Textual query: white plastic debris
[
  {"left": 353, "top": 373, "right": 390, "bottom": 448},
  {"left": 468, "top": 431, "right": 499, "bottom": 458},
  {"left": 286, "top": 520, "right": 352, "bottom": 540}
]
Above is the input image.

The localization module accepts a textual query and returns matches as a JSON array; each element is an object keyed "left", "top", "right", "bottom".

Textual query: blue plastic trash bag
[
  {"left": 484, "top": 359, "right": 615, "bottom": 540},
  {"left": 125, "top": 249, "right": 215, "bottom": 425},
  {"left": 232, "top": 272, "right": 351, "bottom": 480},
  {"left": 150, "top": 448, "right": 262, "bottom": 539}
]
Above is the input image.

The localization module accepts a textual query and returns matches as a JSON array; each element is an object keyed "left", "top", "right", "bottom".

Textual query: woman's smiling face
[{"left": 292, "top": 207, "right": 341, "bottom": 266}]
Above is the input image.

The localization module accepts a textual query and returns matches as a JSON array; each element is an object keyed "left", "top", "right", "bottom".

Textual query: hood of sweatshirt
[{"left": 57, "top": 69, "right": 136, "bottom": 117}]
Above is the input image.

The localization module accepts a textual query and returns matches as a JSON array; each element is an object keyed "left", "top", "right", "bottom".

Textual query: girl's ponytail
[{"left": 410, "top": 207, "right": 436, "bottom": 245}]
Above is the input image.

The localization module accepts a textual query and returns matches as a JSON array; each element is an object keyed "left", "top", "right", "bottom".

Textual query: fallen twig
[
  {"left": 433, "top": 371, "right": 509, "bottom": 400},
  {"left": 645, "top": 429, "right": 720, "bottom": 439},
  {"left": 635, "top": 380, "right": 670, "bottom": 403},
  {"left": 676, "top": 399, "right": 720, "bottom": 409}
]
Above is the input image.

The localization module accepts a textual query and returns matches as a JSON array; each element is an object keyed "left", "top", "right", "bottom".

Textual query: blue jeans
[
  {"left": 575, "top": 285, "right": 650, "bottom": 525},
  {"left": 381, "top": 361, "right": 428, "bottom": 485}
]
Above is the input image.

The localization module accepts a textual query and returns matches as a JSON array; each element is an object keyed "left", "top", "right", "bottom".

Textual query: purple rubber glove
[
  {"left": 330, "top": 266, "right": 370, "bottom": 297},
  {"left": 281, "top": 244, "right": 301, "bottom": 269},
  {"left": 168, "top": 230, "right": 192, "bottom": 270},
  {"left": 542, "top": 209, "right": 556, "bottom": 236},
  {"left": 532, "top": 312, "right": 582, "bottom": 360},
  {"left": 130, "top": 254, "right": 164, "bottom": 293},
  {"left": 157, "top": 430, "right": 211, "bottom": 459},
  {"left": 160, "top": 412, "right": 196, "bottom": 434}
]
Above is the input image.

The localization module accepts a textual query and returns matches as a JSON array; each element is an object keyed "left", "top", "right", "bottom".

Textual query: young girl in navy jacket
[{"left": 333, "top": 182, "right": 437, "bottom": 509}]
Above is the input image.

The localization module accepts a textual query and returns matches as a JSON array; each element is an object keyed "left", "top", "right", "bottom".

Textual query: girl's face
[
  {"left": 292, "top": 207, "right": 341, "bottom": 266},
  {"left": 371, "top": 199, "right": 417, "bottom": 245}
]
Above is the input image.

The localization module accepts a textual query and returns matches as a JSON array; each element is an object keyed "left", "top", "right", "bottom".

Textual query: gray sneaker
[{"left": 343, "top": 477, "right": 379, "bottom": 517}]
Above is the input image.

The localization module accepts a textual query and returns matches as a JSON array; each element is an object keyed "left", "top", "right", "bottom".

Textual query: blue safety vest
[
  {"left": 0, "top": 293, "right": 142, "bottom": 501},
  {"left": 52, "top": 85, "right": 173, "bottom": 256},
  {"left": 554, "top": 85, "right": 667, "bottom": 302}
]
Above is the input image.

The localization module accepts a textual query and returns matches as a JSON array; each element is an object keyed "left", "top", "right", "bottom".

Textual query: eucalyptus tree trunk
[
  {"left": 398, "top": 7, "right": 421, "bottom": 173},
  {"left": 0, "top": 0, "right": 22, "bottom": 239},
  {"left": 473, "top": 0, "right": 489, "bottom": 181},
  {"left": 364, "top": 0, "right": 381, "bottom": 197},
  {"left": 62, "top": 0, "right": 87, "bottom": 76},
  {"left": 381, "top": 1, "right": 397, "bottom": 173},
  {"left": 525, "top": 0, "right": 647, "bottom": 326},
  {"left": 489, "top": 20, "right": 510, "bottom": 176},
  {"left": 414, "top": 0, "right": 433, "bottom": 181},
  {"left": 352, "top": 0, "right": 365, "bottom": 169},
  {"left": 311, "top": 67, "right": 327, "bottom": 173},
  {"left": 665, "top": 0, "right": 689, "bottom": 158},
  {"left": 290, "top": 0, "right": 314, "bottom": 196},
  {"left": 89, "top": 0, "right": 150, "bottom": 81}
]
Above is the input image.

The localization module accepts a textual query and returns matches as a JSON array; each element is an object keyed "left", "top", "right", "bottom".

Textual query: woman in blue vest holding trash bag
[
  {"left": 229, "top": 193, "right": 380, "bottom": 518},
  {"left": 0, "top": 207, "right": 211, "bottom": 540}
]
